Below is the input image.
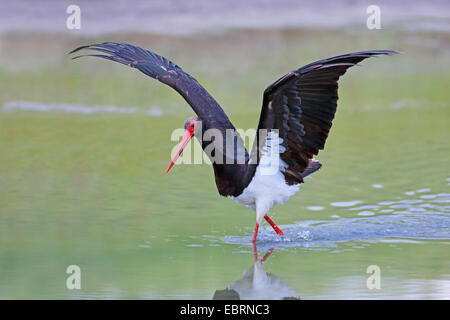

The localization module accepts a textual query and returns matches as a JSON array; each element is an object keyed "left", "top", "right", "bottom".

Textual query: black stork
[{"left": 70, "top": 43, "right": 396, "bottom": 242}]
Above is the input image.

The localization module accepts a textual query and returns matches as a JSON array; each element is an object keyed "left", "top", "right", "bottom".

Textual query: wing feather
[
  {"left": 70, "top": 42, "right": 234, "bottom": 132},
  {"left": 245, "top": 50, "right": 397, "bottom": 186}
]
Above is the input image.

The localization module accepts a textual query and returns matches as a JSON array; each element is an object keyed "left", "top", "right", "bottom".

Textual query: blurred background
[{"left": 0, "top": 0, "right": 449, "bottom": 299}]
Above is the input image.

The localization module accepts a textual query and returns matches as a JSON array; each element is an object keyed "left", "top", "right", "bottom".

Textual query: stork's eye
[{"left": 188, "top": 122, "right": 196, "bottom": 135}]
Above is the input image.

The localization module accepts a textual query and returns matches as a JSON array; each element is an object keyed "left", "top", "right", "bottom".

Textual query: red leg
[
  {"left": 252, "top": 223, "right": 259, "bottom": 243},
  {"left": 264, "top": 215, "right": 284, "bottom": 236}
]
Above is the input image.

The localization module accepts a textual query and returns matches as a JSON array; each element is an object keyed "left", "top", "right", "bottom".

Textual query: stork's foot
[
  {"left": 253, "top": 216, "right": 283, "bottom": 243},
  {"left": 264, "top": 215, "right": 284, "bottom": 236}
]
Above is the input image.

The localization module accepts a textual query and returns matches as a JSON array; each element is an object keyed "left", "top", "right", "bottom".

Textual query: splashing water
[{"left": 223, "top": 191, "right": 450, "bottom": 252}]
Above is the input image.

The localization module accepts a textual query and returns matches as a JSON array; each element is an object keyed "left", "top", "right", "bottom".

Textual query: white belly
[
  {"left": 231, "top": 131, "right": 299, "bottom": 222},
  {"left": 231, "top": 161, "right": 299, "bottom": 213}
]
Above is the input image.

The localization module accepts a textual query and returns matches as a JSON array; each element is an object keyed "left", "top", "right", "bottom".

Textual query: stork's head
[{"left": 166, "top": 116, "right": 200, "bottom": 173}]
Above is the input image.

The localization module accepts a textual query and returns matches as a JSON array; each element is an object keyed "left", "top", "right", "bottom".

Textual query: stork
[{"left": 71, "top": 43, "right": 396, "bottom": 242}]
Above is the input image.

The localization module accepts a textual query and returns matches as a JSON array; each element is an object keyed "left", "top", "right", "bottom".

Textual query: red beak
[{"left": 166, "top": 130, "right": 193, "bottom": 173}]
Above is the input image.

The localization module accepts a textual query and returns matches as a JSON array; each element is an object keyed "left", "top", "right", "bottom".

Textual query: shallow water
[{"left": 0, "top": 107, "right": 448, "bottom": 299}]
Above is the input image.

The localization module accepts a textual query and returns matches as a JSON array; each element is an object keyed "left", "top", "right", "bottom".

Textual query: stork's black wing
[
  {"left": 245, "top": 50, "right": 397, "bottom": 186},
  {"left": 71, "top": 42, "right": 251, "bottom": 197},
  {"left": 70, "top": 42, "right": 235, "bottom": 133}
]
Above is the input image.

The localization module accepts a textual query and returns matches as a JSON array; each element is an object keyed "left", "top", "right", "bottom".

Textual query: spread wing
[
  {"left": 245, "top": 50, "right": 397, "bottom": 186},
  {"left": 70, "top": 42, "right": 251, "bottom": 196},
  {"left": 70, "top": 42, "right": 235, "bottom": 133}
]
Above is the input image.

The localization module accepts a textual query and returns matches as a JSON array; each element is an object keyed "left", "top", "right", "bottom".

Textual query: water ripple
[{"left": 224, "top": 190, "right": 450, "bottom": 251}]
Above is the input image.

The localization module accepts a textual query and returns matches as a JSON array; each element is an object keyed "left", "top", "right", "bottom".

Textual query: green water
[{"left": 0, "top": 29, "right": 449, "bottom": 299}]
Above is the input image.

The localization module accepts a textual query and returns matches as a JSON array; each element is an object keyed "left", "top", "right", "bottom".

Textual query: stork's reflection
[{"left": 213, "top": 244, "right": 300, "bottom": 300}]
